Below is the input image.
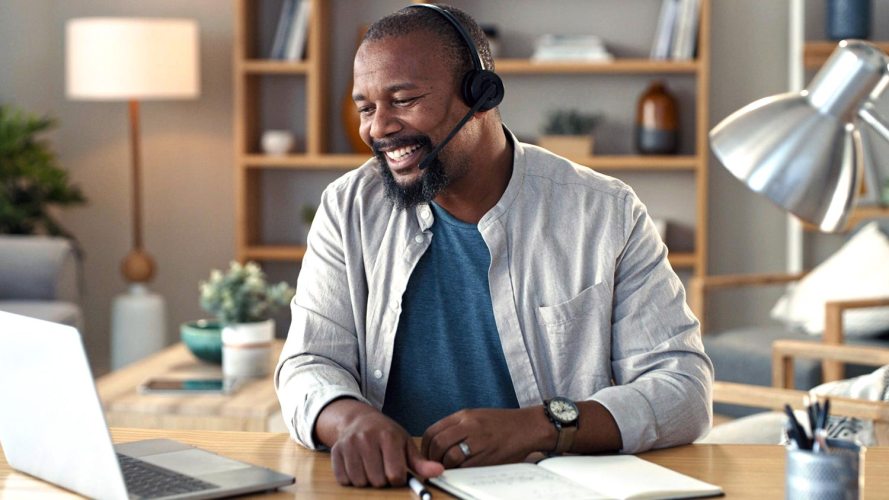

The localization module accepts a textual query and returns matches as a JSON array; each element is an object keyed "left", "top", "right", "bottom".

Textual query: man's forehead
[{"left": 354, "top": 33, "right": 445, "bottom": 86}]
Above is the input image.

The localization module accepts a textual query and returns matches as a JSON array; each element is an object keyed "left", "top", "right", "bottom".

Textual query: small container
[
  {"left": 261, "top": 130, "right": 295, "bottom": 155},
  {"left": 827, "top": 0, "right": 871, "bottom": 40},
  {"left": 635, "top": 80, "right": 679, "bottom": 155},
  {"left": 222, "top": 319, "right": 274, "bottom": 379},
  {"left": 786, "top": 439, "right": 864, "bottom": 500}
]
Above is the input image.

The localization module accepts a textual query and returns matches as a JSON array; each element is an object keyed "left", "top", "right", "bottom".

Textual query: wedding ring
[{"left": 458, "top": 441, "right": 472, "bottom": 458}]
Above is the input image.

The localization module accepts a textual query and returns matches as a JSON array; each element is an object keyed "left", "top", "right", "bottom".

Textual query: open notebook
[{"left": 430, "top": 454, "right": 723, "bottom": 500}]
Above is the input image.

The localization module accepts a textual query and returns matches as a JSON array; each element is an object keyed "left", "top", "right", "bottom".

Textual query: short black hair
[{"left": 362, "top": 4, "right": 494, "bottom": 87}]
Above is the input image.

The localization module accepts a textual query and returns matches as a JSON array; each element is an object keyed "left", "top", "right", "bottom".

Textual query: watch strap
[{"left": 553, "top": 422, "right": 577, "bottom": 454}]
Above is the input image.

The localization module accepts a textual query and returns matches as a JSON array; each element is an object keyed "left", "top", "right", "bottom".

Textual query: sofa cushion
[
  {"left": 0, "top": 236, "right": 77, "bottom": 301},
  {"left": 771, "top": 222, "right": 889, "bottom": 337}
]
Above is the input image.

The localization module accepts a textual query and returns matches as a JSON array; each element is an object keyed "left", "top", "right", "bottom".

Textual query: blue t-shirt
[{"left": 382, "top": 202, "right": 519, "bottom": 436}]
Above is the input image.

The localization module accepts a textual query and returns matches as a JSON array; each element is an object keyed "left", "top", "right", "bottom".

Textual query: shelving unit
[{"left": 233, "top": 0, "right": 711, "bottom": 277}]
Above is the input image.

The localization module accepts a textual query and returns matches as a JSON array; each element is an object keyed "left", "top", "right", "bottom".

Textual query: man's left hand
[{"left": 421, "top": 407, "right": 552, "bottom": 468}]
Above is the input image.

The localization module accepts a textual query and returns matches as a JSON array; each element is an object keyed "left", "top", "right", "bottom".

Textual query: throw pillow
[
  {"left": 809, "top": 365, "right": 889, "bottom": 446},
  {"left": 771, "top": 222, "right": 889, "bottom": 337}
]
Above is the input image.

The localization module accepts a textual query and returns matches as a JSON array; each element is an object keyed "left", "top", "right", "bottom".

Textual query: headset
[{"left": 405, "top": 3, "right": 505, "bottom": 169}]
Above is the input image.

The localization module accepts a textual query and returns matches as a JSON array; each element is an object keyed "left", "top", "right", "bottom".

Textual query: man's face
[{"left": 352, "top": 31, "right": 471, "bottom": 208}]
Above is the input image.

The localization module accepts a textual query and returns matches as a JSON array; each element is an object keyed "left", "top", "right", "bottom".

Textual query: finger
[
  {"left": 360, "top": 441, "right": 388, "bottom": 488},
  {"left": 425, "top": 423, "right": 469, "bottom": 463},
  {"left": 331, "top": 444, "right": 350, "bottom": 486},
  {"left": 379, "top": 434, "right": 408, "bottom": 486},
  {"left": 341, "top": 442, "right": 369, "bottom": 487},
  {"left": 442, "top": 444, "right": 464, "bottom": 469},
  {"left": 407, "top": 440, "right": 445, "bottom": 479},
  {"left": 422, "top": 413, "right": 460, "bottom": 456}
]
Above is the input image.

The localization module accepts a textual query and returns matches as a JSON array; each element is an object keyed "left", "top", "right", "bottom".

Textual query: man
[{"left": 275, "top": 4, "right": 713, "bottom": 488}]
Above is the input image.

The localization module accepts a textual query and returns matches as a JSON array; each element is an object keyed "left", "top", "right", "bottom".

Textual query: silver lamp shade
[{"left": 710, "top": 40, "right": 889, "bottom": 232}]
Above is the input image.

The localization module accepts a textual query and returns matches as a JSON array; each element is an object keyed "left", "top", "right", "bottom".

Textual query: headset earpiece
[{"left": 462, "top": 69, "right": 504, "bottom": 112}]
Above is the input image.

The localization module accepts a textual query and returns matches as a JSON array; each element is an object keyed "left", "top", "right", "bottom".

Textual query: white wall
[{"left": 0, "top": 0, "right": 801, "bottom": 373}]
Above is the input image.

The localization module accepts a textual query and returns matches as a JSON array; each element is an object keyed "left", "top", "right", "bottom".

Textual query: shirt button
[
  {"left": 420, "top": 207, "right": 431, "bottom": 219},
  {"left": 373, "top": 369, "right": 383, "bottom": 379},
  {"left": 414, "top": 234, "right": 424, "bottom": 243}
]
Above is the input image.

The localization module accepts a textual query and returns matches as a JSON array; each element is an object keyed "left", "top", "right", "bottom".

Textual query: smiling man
[{"left": 275, "top": 3, "right": 713, "bottom": 489}]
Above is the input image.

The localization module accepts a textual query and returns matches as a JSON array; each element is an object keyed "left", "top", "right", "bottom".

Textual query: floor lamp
[{"left": 66, "top": 18, "right": 200, "bottom": 369}]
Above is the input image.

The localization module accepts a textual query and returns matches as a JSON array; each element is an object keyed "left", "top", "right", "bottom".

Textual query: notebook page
[{"left": 430, "top": 463, "right": 606, "bottom": 500}]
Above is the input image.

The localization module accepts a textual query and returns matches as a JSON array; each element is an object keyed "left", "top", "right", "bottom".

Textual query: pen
[{"left": 409, "top": 475, "right": 432, "bottom": 500}]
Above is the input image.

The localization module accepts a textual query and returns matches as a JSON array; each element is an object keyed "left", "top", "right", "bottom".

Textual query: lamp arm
[{"left": 858, "top": 102, "right": 889, "bottom": 144}]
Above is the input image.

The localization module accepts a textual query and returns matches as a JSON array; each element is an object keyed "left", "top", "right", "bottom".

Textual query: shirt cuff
[
  {"left": 591, "top": 385, "right": 658, "bottom": 454},
  {"left": 296, "top": 386, "right": 371, "bottom": 450}
]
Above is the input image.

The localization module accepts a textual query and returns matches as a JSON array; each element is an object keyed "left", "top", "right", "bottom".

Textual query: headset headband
[{"left": 407, "top": 3, "right": 486, "bottom": 73}]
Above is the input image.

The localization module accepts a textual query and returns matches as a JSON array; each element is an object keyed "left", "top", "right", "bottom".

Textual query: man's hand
[
  {"left": 421, "top": 407, "right": 553, "bottom": 468},
  {"left": 316, "top": 399, "right": 444, "bottom": 487}
]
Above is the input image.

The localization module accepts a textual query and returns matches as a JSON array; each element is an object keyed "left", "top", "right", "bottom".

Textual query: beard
[{"left": 373, "top": 135, "right": 451, "bottom": 209}]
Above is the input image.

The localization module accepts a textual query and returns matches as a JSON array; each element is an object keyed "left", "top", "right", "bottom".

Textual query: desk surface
[
  {"left": 96, "top": 341, "right": 285, "bottom": 432},
  {"left": 3, "top": 428, "right": 889, "bottom": 498}
]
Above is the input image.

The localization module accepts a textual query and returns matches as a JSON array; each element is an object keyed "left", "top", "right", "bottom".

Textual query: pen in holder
[{"left": 786, "top": 438, "right": 864, "bottom": 500}]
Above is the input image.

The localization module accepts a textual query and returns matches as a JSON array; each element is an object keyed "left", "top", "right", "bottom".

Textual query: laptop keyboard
[{"left": 117, "top": 453, "right": 218, "bottom": 498}]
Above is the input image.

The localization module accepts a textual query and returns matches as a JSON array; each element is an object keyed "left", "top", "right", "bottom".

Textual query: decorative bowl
[{"left": 180, "top": 320, "right": 223, "bottom": 364}]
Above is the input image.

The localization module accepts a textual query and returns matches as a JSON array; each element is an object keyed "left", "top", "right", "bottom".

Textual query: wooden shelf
[
  {"left": 243, "top": 245, "right": 307, "bottom": 261},
  {"left": 495, "top": 58, "right": 699, "bottom": 75},
  {"left": 804, "top": 41, "right": 889, "bottom": 69},
  {"left": 668, "top": 252, "right": 697, "bottom": 269},
  {"left": 241, "top": 246, "right": 696, "bottom": 268},
  {"left": 240, "top": 154, "right": 698, "bottom": 171},
  {"left": 803, "top": 205, "right": 889, "bottom": 233},
  {"left": 240, "top": 59, "right": 310, "bottom": 74}
]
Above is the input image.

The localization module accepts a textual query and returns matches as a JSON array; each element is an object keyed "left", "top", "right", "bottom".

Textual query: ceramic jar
[
  {"left": 635, "top": 80, "right": 679, "bottom": 155},
  {"left": 261, "top": 130, "right": 294, "bottom": 155},
  {"left": 222, "top": 319, "right": 274, "bottom": 379}
]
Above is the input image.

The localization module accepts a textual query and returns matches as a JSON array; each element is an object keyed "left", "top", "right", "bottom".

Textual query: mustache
[{"left": 372, "top": 135, "right": 432, "bottom": 156}]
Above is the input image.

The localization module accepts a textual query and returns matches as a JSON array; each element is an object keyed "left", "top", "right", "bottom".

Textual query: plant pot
[
  {"left": 222, "top": 319, "right": 274, "bottom": 379},
  {"left": 537, "top": 135, "right": 595, "bottom": 158},
  {"left": 180, "top": 319, "right": 223, "bottom": 364}
]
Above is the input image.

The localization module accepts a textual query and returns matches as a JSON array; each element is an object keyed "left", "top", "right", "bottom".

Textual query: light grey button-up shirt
[{"left": 275, "top": 130, "right": 713, "bottom": 454}]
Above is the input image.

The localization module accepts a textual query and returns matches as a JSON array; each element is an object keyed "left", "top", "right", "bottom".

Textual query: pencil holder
[{"left": 785, "top": 439, "right": 864, "bottom": 500}]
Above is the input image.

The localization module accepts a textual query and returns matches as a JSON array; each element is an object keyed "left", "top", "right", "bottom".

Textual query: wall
[{"left": 1, "top": 0, "right": 799, "bottom": 373}]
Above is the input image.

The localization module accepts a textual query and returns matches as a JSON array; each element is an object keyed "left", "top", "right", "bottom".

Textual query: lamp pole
[{"left": 123, "top": 99, "right": 155, "bottom": 284}]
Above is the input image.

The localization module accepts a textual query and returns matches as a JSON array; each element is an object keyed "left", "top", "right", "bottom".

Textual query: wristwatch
[{"left": 544, "top": 397, "right": 579, "bottom": 455}]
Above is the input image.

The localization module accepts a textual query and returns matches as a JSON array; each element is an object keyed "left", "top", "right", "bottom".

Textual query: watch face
[{"left": 549, "top": 397, "right": 578, "bottom": 424}]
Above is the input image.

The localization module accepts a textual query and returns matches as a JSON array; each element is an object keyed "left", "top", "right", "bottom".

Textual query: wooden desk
[
  {"left": 3, "top": 428, "right": 889, "bottom": 498},
  {"left": 96, "top": 341, "right": 285, "bottom": 432}
]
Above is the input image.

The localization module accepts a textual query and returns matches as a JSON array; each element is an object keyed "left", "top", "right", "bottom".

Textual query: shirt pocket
[{"left": 536, "top": 282, "right": 613, "bottom": 396}]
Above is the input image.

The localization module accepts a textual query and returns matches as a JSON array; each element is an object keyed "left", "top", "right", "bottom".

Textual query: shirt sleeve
[
  {"left": 274, "top": 183, "right": 371, "bottom": 450},
  {"left": 590, "top": 189, "right": 714, "bottom": 453}
]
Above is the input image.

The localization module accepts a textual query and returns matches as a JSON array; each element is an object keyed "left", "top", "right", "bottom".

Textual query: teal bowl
[{"left": 180, "top": 320, "right": 223, "bottom": 364}]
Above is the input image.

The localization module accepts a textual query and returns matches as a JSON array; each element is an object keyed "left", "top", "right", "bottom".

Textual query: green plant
[
  {"left": 0, "top": 105, "right": 86, "bottom": 237},
  {"left": 541, "top": 109, "right": 602, "bottom": 135},
  {"left": 199, "top": 261, "right": 295, "bottom": 324}
]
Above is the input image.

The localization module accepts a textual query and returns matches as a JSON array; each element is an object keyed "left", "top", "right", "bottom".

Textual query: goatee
[{"left": 374, "top": 135, "right": 450, "bottom": 209}]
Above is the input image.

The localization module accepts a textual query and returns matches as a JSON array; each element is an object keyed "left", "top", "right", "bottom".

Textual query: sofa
[{"left": 0, "top": 235, "right": 82, "bottom": 329}]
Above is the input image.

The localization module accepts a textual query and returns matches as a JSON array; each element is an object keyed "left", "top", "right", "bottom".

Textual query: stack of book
[
  {"left": 531, "top": 34, "right": 613, "bottom": 63},
  {"left": 268, "top": 0, "right": 312, "bottom": 61},
  {"left": 650, "top": 0, "right": 701, "bottom": 61}
]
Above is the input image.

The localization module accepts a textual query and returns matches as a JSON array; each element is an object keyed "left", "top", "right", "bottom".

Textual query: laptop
[{"left": 0, "top": 311, "right": 295, "bottom": 499}]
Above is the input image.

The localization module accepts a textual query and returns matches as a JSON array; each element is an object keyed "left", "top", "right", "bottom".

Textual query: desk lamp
[
  {"left": 710, "top": 40, "right": 889, "bottom": 232},
  {"left": 66, "top": 18, "right": 200, "bottom": 368}
]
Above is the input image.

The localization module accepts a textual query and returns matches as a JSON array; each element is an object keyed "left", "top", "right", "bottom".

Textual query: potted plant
[
  {"left": 537, "top": 109, "right": 601, "bottom": 158},
  {"left": 197, "top": 261, "right": 294, "bottom": 376},
  {"left": 0, "top": 105, "right": 87, "bottom": 239}
]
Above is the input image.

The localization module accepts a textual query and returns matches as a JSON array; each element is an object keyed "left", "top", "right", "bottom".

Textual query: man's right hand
[{"left": 315, "top": 398, "right": 444, "bottom": 487}]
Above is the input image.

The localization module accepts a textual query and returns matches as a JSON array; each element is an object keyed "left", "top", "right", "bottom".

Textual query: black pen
[{"left": 409, "top": 474, "right": 432, "bottom": 500}]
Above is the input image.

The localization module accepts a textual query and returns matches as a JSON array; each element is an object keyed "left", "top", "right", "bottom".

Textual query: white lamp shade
[{"left": 66, "top": 18, "right": 200, "bottom": 100}]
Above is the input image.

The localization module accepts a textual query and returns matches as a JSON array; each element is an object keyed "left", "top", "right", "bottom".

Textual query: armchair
[
  {"left": 0, "top": 235, "right": 82, "bottom": 329},
  {"left": 702, "top": 339, "right": 889, "bottom": 445},
  {"left": 690, "top": 272, "right": 889, "bottom": 416}
]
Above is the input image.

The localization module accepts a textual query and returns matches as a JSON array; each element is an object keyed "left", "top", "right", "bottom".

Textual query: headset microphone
[{"left": 418, "top": 84, "right": 496, "bottom": 170}]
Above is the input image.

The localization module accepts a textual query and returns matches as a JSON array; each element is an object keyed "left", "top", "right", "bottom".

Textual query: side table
[{"left": 96, "top": 340, "right": 286, "bottom": 432}]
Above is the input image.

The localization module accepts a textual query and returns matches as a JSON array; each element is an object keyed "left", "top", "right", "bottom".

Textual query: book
[
  {"left": 429, "top": 455, "right": 723, "bottom": 500},
  {"left": 269, "top": 0, "right": 296, "bottom": 59},
  {"left": 671, "top": 0, "right": 700, "bottom": 61},
  {"left": 650, "top": 0, "right": 679, "bottom": 60},
  {"left": 531, "top": 34, "right": 614, "bottom": 62},
  {"left": 284, "top": 0, "right": 312, "bottom": 61}
]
